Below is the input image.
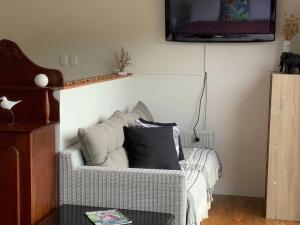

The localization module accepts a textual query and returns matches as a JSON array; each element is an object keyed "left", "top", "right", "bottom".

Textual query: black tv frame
[{"left": 165, "top": 0, "right": 277, "bottom": 43}]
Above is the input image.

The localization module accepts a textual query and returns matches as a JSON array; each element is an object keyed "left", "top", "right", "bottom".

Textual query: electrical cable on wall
[
  {"left": 203, "top": 70, "right": 208, "bottom": 130},
  {"left": 203, "top": 44, "right": 208, "bottom": 131},
  {"left": 193, "top": 44, "right": 208, "bottom": 142}
]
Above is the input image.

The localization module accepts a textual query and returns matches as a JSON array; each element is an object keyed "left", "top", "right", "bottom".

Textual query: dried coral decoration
[
  {"left": 114, "top": 47, "right": 131, "bottom": 75},
  {"left": 281, "top": 14, "right": 299, "bottom": 41}
]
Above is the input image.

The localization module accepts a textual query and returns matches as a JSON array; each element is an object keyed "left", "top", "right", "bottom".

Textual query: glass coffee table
[{"left": 37, "top": 205, "right": 175, "bottom": 225}]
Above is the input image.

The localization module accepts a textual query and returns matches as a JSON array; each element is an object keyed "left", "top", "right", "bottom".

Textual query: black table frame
[{"left": 37, "top": 204, "right": 175, "bottom": 225}]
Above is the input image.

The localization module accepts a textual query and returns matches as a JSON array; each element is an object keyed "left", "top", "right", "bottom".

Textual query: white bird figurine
[
  {"left": 0, "top": 96, "right": 21, "bottom": 110},
  {"left": 0, "top": 96, "right": 22, "bottom": 125}
]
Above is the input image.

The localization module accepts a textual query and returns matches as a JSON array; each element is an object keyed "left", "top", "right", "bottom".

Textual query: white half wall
[{"left": 59, "top": 77, "right": 133, "bottom": 150}]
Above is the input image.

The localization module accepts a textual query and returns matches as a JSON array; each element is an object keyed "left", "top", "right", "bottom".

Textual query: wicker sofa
[{"left": 59, "top": 131, "right": 214, "bottom": 225}]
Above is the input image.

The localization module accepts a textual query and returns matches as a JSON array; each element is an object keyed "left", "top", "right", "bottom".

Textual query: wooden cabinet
[
  {"left": 0, "top": 123, "right": 57, "bottom": 225},
  {"left": 0, "top": 39, "right": 63, "bottom": 225},
  {"left": 0, "top": 146, "right": 20, "bottom": 225},
  {"left": 266, "top": 74, "right": 300, "bottom": 221}
]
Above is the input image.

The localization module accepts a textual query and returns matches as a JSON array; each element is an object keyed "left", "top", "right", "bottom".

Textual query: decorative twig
[{"left": 114, "top": 47, "right": 131, "bottom": 73}]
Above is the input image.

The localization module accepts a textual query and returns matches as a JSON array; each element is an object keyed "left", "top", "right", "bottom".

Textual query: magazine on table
[{"left": 85, "top": 209, "right": 132, "bottom": 225}]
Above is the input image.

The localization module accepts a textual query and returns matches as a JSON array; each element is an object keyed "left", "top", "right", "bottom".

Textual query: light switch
[
  {"left": 59, "top": 53, "right": 68, "bottom": 66},
  {"left": 70, "top": 54, "right": 78, "bottom": 66}
]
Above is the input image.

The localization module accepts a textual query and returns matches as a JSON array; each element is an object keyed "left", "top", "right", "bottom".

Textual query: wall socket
[
  {"left": 70, "top": 54, "right": 78, "bottom": 66},
  {"left": 59, "top": 53, "right": 78, "bottom": 66},
  {"left": 59, "top": 53, "right": 68, "bottom": 66}
]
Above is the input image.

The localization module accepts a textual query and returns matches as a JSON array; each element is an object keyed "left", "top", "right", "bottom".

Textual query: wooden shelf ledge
[{"left": 63, "top": 73, "right": 132, "bottom": 90}]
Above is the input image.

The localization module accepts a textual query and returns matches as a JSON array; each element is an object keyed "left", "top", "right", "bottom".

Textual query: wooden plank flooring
[{"left": 202, "top": 195, "right": 300, "bottom": 225}]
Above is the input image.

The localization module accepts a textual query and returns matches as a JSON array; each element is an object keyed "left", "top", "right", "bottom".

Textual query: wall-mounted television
[{"left": 165, "top": 0, "right": 276, "bottom": 42}]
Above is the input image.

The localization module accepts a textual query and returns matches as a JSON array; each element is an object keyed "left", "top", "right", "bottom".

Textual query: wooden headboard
[
  {"left": 0, "top": 39, "right": 63, "bottom": 87},
  {"left": 0, "top": 39, "right": 64, "bottom": 123}
]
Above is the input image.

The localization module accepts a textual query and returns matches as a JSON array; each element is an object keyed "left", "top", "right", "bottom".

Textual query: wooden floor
[{"left": 202, "top": 195, "right": 300, "bottom": 225}]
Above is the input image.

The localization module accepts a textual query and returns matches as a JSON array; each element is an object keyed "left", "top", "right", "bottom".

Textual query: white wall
[
  {"left": 205, "top": 43, "right": 277, "bottom": 196},
  {"left": 133, "top": 74, "right": 205, "bottom": 131},
  {"left": 1, "top": 0, "right": 300, "bottom": 197}
]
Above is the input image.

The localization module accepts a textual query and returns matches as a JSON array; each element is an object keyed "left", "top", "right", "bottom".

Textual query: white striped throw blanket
[{"left": 180, "top": 148, "right": 222, "bottom": 225}]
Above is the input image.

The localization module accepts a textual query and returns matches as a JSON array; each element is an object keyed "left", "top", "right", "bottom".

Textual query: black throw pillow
[
  {"left": 136, "top": 118, "right": 185, "bottom": 161},
  {"left": 123, "top": 126, "right": 181, "bottom": 170}
]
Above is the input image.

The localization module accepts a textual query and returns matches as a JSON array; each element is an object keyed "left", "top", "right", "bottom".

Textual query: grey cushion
[
  {"left": 78, "top": 113, "right": 129, "bottom": 168},
  {"left": 132, "top": 101, "right": 154, "bottom": 122}
]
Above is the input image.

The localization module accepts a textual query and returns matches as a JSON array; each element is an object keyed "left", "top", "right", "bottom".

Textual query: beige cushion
[
  {"left": 123, "top": 112, "right": 140, "bottom": 127},
  {"left": 78, "top": 114, "right": 129, "bottom": 168},
  {"left": 100, "top": 148, "right": 129, "bottom": 167},
  {"left": 111, "top": 110, "right": 139, "bottom": 127},
  {"left": 132, "top": 101, "right": 154, "bottom": 122},
  {"left": 112, "top": 101, "right": 153, "bottom": 127},
  {"left": 111, "top": 110, "right": 128, "bottom": 124}
]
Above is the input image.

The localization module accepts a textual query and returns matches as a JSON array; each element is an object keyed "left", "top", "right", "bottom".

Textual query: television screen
[{"left": 165, "top": 0, "right": 276, "bottom": 42}]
